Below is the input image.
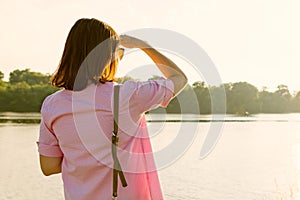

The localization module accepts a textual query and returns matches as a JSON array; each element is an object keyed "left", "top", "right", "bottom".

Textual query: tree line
[{"left": 0, "top": 69, "right": 299, "bottom": 114}]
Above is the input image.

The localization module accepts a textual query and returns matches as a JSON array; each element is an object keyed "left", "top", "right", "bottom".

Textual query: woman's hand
[{"left": 119, "top": 35, "right": 150, "bottom": 49}]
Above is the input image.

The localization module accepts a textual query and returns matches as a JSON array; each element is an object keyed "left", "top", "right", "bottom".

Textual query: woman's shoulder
[
  {"left": 120, "top": 79, "right": 139, "bottom": 89},
  {"left": 120, "top": 77, "right": 173, "bottom": 92},
  {"left": 41, "top": 89, "right": 67, "bottom": 112},
  {"left": 120, "top": 77, "right": 170, "bottom": 89}
]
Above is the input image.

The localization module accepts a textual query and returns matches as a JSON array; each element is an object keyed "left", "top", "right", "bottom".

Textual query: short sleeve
[
  {"left": 134, "top": 78, "right": 174, "bottom": 113},
  {"left": 37, "top": 117, "right": 63, "bottom": 157}
]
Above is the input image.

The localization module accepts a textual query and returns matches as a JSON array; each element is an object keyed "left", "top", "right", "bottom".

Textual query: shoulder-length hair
[{"left": 51, "top": 18, "right": 120, "bottom": 91}]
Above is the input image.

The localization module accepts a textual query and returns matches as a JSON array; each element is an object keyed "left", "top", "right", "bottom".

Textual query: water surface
[{"left": 1, "top": 113, "right": 300, "bottom": 199}]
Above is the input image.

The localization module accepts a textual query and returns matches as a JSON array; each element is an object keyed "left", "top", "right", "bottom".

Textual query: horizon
[{"left": 1, "top": 67, "right": 299, "bottom": 94}]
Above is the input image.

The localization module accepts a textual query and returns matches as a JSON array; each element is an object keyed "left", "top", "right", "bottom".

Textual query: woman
[{"left": 38, "top": 18, "right": 187, "bottom": 200}]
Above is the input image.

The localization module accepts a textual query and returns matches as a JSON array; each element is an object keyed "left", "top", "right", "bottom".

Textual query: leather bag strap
[{"left": 112, "top": 85, "right": 127, "bottom": 199}]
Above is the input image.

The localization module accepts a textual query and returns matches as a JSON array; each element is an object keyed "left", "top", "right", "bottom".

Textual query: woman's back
[{"left": 38, "top": 79, "right": 174, "bottom": 199}]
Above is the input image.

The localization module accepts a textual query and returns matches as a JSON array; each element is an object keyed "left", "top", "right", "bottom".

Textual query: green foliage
[
  {"left": 226, "top": 82, "right": 259, "bottom": 114},
  {"left": 1, "top": 69, "right": 300, "bottom": 114},
  {"left": 0, "top": 71, "right": 4, "bottom": 81},
  {"left": 168, "top": 85, "right": 199, "bottom": 114},
  {"left": 290, "top": 91, "right": 300, "bottom": 112},
  {"left": 161, "top": 81, "right": 299, "bottom": 115},
  {"left": 117, "top": 76, "right": 136, "bottom": 84},
  {"left": 9, "top": 68, "right": 50, "bottom": 85},
  {"left": 0, "top": 70, "right": 6, "bottom": 87},
  {"left": 148, "top": 75, "right": 161, "bottom": 81},
  {"left": 210, "top": 85, "right": 227, "bottom": 114},
  {"left": 192, "top": 81, "right": 211, "bottom": 114},
  {"left": 0, "top": 69, "right": 58, "bottom": 112}
]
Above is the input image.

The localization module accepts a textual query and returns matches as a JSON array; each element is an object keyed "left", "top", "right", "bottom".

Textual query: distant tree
[
  {"left": 5, "top": 82, "right": 32, "bottom": 111},
  {"left": 209, "top": 85, "right": 227, "bottom": 114},
  {"left": 117, "top": 76, "right": 136, "bottom": 84},
  {"left": 192, "top": 81, "right": 211, "bottom": 114},
  {"left": 176, "top": 84, "right": 199, "bottom": 114},
  {"left": 166, "top": 86, "right": 192, "bottom": 114},
  {"left": 259, "top": 91, "right": 274, "bottom": 113},
  {"left": 9, "top": 68, "right": 50, "bottom": 85},
  {"left": 276, "top": 84, "right": 291, "bottom": 99},
  {"left": 274, "top": 84, "right": 291, "bottom": 112},
  {"left": 261, "top": 86, "right": 268, "bottom": 91},
  {"left": 0, "top": 83, "right": 7, "bottom": 111},
  {"left": 227, "top": 82, "right": 259, "bottom": 114},
  {"left": 0, "top": 71, "right": 6, "bottom": 87},
  {"left": 296, "top": 91, "right": 300, "bottom": 99},
  {"left": 0, "top": 71, "right": 7, "bottom": 110},
  {"left": 0, "top": 71, "right": 4, "bottom": 81},
  {"left": 290, "top": 91, "right": 300, "bottom": 112},
  {"left": 0, "top": 81, "right": 58, "bottom": 112},
  {"left": 258, "top": 90, "right": 289, "bottom": 113},
  {"left": 192, "top": 81, "right": 205, "bottom": 88},
  {"left": 148, "top": 75, "right": 161, "bottom": 81}
]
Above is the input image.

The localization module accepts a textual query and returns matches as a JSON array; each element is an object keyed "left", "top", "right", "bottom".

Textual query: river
[{"left": 0, "top": 113, "right": 300, "bottom": 200}]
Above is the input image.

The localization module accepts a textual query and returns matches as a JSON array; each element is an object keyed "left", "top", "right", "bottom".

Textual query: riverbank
[{"left": 1, "top": 112, "right": 300, "bottom": 124}]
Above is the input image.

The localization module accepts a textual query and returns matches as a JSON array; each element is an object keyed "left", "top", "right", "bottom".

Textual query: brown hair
[{"left": 51, "top": 18, "right": 120, "bottom": 91}]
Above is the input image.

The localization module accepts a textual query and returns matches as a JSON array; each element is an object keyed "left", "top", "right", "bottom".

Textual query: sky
[{"left": 0, "top": 0, "right": 300, "bottom": 93}]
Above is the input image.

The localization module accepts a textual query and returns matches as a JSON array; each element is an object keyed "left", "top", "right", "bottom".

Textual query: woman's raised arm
[{"left": 120, "top": 35, "right": 187, "bottom": 96}]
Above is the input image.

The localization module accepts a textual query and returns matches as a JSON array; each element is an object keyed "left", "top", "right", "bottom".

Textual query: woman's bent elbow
[
  {"left": 41, "top": 166, "right": 62, "bottom": 176},
  {"left": 41, "top": 170, "right": 53, "bottom": 176},
  {"left": 170, "top": 75, "right": 188, "bottom": 95},
  {"left": 39, "top": 155, "right": 63, "bottom": 176}
]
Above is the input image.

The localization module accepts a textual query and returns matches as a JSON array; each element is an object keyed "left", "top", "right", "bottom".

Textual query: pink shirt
[{"left": 38, "top": 78, "right": 174, "bottom": 200}]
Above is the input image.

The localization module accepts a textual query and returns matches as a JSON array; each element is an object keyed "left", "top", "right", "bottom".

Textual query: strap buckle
[{"left": 112, "top": 132, "right": 119, "bottom": 144}]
